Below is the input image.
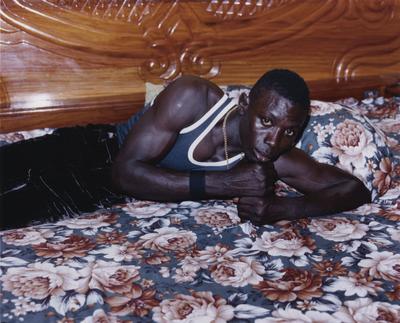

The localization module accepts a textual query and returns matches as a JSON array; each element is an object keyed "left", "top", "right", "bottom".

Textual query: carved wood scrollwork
[{"left": 1, "top": 0, "right": 399, "bottom": 82}]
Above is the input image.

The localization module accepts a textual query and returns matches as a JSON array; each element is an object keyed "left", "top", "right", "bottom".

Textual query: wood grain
[{"left": 1, "top": 0, "right": 399, "bottom": 132}]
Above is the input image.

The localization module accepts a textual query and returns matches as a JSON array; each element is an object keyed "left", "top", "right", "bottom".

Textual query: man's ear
[{"left": 238, "top": 92, "right": 249, "bottom": 115}]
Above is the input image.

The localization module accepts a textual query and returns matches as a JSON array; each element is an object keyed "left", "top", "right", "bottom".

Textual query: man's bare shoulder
[{"left": 152, "top": 75, "right": 224, "bottom": 130}]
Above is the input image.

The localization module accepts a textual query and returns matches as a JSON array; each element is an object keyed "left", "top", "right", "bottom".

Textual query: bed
[{"left": 1, "top": 1, "right": 400, "bottom": 322}]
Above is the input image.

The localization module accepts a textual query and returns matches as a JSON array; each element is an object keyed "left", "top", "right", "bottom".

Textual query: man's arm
[
  {"left": 112, "top": 76, "right": 272, "bottom": 201},
  {"left": 238, "top": 148, "right": 371, "bottom": 224}
]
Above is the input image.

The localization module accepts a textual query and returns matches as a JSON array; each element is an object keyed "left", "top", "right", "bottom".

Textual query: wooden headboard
[{"left": 1, "top": 0, "right": 399, "bottom": 133}]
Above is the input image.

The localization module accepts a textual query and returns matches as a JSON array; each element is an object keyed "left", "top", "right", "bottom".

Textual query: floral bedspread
[{"left": 1, "top": 97, "right": 399, "bottom": 322}]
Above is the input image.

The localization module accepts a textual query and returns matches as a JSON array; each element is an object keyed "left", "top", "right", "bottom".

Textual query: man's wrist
[
  {"left": 203, "top": 172, "right": 220, "bottom": 197},
  {"left": 266, "top": 196, "right": 305, "bottom": 220},
  {"left": 189, "top": 171, "right": 206, "bottom": 200}
]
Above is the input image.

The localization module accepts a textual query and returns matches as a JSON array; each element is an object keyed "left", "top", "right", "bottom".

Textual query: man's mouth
[{"left": 254, "top": 148, "right": 271, "bottom": 162}]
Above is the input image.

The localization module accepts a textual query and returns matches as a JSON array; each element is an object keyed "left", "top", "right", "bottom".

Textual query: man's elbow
[
  {"left": 111, "top": 161, "right": 134, "bottom": 195},
  {"left": 350, "top": 178, "right": 372, "bottom": 206}
]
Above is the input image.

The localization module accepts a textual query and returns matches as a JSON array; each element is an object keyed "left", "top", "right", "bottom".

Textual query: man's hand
[
  {"left": 237, "top": 196, "right": 297, "bottom": 225},
  {"left": 209, "top": 162, "right": 277, "bottom": 198}
]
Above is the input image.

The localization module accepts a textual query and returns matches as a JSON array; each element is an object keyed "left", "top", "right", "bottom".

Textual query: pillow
[
  {"left": 144, "top": 83, "right": 393, "bottom": 202},
  {"left": 0, "top": 128, "right": 54, "bottom": 147},
  {"left": 299, "top": 100, "right": 393, "bottom": 202}
]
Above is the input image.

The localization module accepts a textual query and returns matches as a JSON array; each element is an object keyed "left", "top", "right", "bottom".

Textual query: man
[{"left": 112, "top": 69, "right": 371, "bottom": 225}]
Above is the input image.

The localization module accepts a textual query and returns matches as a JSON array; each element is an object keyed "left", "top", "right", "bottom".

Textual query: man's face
[{"left": 240, "top": 90, "right": 309, "bottom": 162}]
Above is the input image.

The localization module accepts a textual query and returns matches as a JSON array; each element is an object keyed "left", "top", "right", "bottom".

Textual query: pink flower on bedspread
[
  {"left": 139, "top": 227, "right": 197, "bottom": 252},
  {"left": 210, "top": 256, "right": 265, "bottom": 287},
  {"left": 122, "top": 200, "right": 175, "bottom": 218},
  {"left": 253, "top": 229, "right": 315, "bottom": 257},
  {"left": 106, "top": 287, "right": 160, "bottom": 317},
  {"left": 78, "top": 260, "right": 141, "bottom": 294},
  {"left": 2, "top": 228, "right": 54, "bottom": 246},
  {"left": 373, "top": 157, "right": 394, "bottom": 195},
  {"left": 333, "top": 298, "right": 400, "bottom": 323},
  {"left": 1, "top": 263, "right": 79, "bottom": 299},
  {"left": 378, "top": 204, "right": 400, "bottom": 221},
  {"left": 256, "top": 308, "right": 340, "bottom": 323},
  {"left": 312, "top": 260, "right": 348, "bottom": 277},
  {"left": 309, "top": 217, "right": 369, "bottom": 242},
  {"left": 387, "top": 284, "right": 400, "bottom": 302},
  {"left": 193, "top": 206, "right": 240, "bottom": 228},
  {"left": 330, "top": 119, "right": 376, "bottom": 174},
  {"left": 358, "top": 251, "right": 400, "bottom": 282},
  {"left": 152, "top": 291, "right": 234, "bottom": 323},
  {"left": 33, "top": 235, "right": 96, "bottom": 258},
  {"left": 256, "top": 268, "right": 323, "bottom": 302}
]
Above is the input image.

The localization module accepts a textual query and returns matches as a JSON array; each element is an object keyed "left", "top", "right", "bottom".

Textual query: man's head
[{"left": 238, "top": 69, "right": 310, "bottom": 162}]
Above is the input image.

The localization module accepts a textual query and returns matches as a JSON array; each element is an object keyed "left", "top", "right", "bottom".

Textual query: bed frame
[{"left": 1, "top": 0, "right": 399, "bottom": 133}]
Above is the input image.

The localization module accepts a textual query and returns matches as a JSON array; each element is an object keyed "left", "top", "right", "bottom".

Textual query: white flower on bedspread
[
  {"left": 78, "top": 260, "right": 140, "bottom": 294},
  {"left": 91, "top": 242, "right": 143, "bottom": 262},
  {"left": 255, "top": 307, "right": 340, "bottom": 323},
  {"left": 152, "top": 291, "right": 234, "bottom": 323},
  {"left": 333, "top": 298, "right": 400, "bottom": 323},
  {"left": 9, "top": 298, "right": 44, "bottom": 317},
  {"left": 180, "top": 255, "right": 205, "bottom": 272},
  {"left": 195, "top": 244, "right": 233, "bottom": 265},
  {"left": 59, "top": 212, "right": 117, "bottom": 229},
  {"left": 352, "top": 203, "right": 382, "bottom": 215},
  {"left": 387, "top": 227, "right": 400, "bottom": 242},
  {"left": 139, "top": 227, "right": 197, "bottom": 252},
  {"left": 312, "top": 119, "right": 376, "bottom": 179},
  {"left": 308, "top": 218, "right": 369, "bottom": 242},
  {"left": 172, "top": 268, "right": 197, "bottom": 283},
  {"left": 358, "top": 251, "right": 400, "bottom": 282},
  {"left": 193, "top": 206, "right": 240, "bottom": 228},
  {"left": 253, "top": 229, "right": 315, "bottom": 257},
  {"left": 210, "top": 256, "right": 265, "bottom": 287},
  {"left": 1, "top": 228, "right": 54, "bottom": 246},
  {"left": 122, "top": 200, "right": 174, "bottom": 218},
  {"left": 310, "top": 100, "right": 341, "bottom": 116},
  {"left": 323, "top": 272, "right": 383, "bottom": 297},
  {"left": 81, "top": 309, "right": 120, "bottom": 323},
  {"left": 1, "top": 263, "right": 79, "bottom": 300}
]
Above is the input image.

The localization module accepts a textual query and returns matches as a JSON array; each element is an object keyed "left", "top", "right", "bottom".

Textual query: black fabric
[{"left": 0, "top": 125, "right": 127, "bottom": 230}]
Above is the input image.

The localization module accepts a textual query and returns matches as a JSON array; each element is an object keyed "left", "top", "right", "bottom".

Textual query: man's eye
[
  {"left": 261, "top": 118, "right": 272, "bottom": 127},
  {"left": 285, "top": 129, "right": 295, "bottom": 136}
]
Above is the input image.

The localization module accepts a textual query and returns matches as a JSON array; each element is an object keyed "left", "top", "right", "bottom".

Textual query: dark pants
[{"left": 0, "top": 125, "right": 126, "bottom": 230}]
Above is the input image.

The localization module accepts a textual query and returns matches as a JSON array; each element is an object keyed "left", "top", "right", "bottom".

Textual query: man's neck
[{"left": 225, "top": 109, "right": 243, "bottom": 154}]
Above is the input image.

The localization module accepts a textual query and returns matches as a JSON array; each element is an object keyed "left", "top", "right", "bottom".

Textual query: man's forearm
[
  {"left": 265, "top": 179, "right": 371, "bottom": 220},
  {"left": 112, "top": 161, "right": 235, "bottom": 201}
]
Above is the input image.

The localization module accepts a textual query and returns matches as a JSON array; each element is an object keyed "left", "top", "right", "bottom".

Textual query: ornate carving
[
  {"left": 1, "top": 0, "right": 399, "bottom": 82},
  {"left": 333, "top": 0, "right": 399, "bottom": 80},
  {"left": 206, "top": 0, "right": 295, "bottom": 20},
  {"left": 353, "top": 0, "right": 396, "bottom": 25},
  {"left": 46, "top": 0, "right": 156, "bottom": 23},
  {"left": 137, "top": 2, "right": 221, "bottom": 81},
  {"left": 335, "top": 35, "right": 400, "bottom": 81},
  {"left": 1, "top": 0, "right": 399, "bottom": 131}
]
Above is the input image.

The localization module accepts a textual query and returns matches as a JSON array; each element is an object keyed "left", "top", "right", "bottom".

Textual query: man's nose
[{"left": 264, "top": 128, "right": 281, "bottom": 147}]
